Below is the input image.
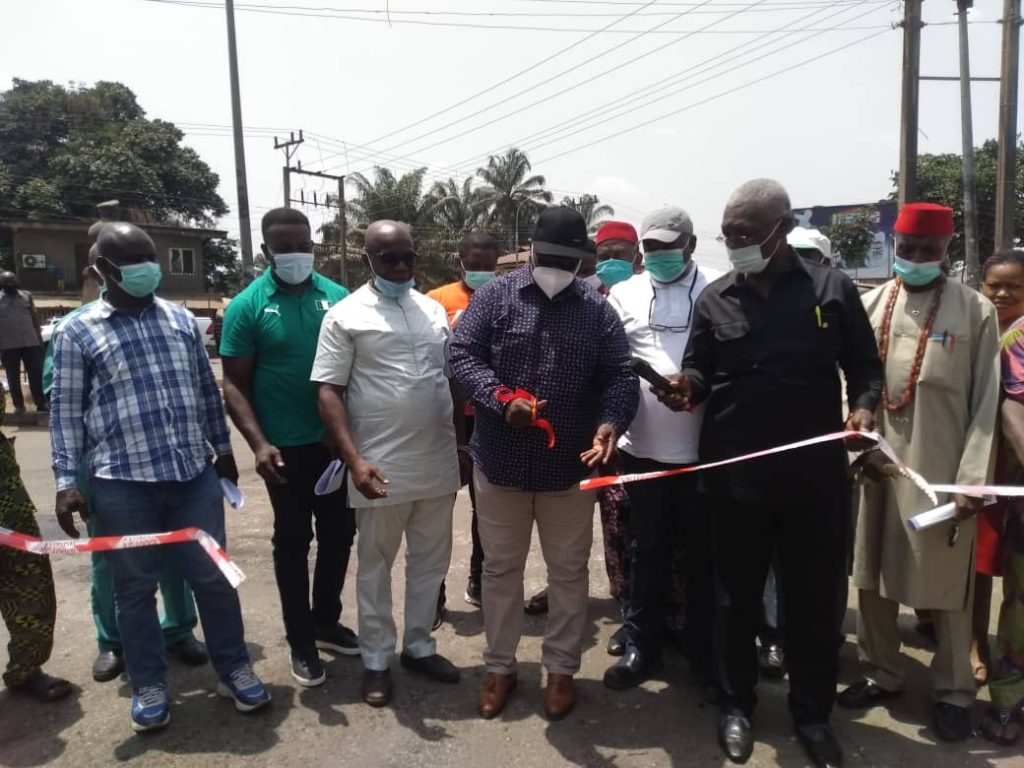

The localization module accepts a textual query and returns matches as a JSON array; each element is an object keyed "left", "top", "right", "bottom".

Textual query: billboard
[{"left": 793, "top": 202, "right": 896, "bottom": 280}]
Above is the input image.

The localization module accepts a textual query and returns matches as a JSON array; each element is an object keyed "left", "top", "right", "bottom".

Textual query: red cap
[
  {"left": 894, "top": 202, "right": 954, "bottom": 237},
  {"left": 595, "top": 221, "right": 638, "bottom": 245}
]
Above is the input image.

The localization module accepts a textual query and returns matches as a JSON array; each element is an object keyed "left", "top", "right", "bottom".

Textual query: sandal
[
  {"left": 981, "top": 707, "right": 1021, "bottom": 746},
  {"left": 10, "top": 671, "right": 73, "bottom": 703}
]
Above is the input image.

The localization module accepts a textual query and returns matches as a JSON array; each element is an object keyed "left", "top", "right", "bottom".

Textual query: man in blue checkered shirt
[{"left": 48, "top": 223, "right": 269, "bottom": 733}]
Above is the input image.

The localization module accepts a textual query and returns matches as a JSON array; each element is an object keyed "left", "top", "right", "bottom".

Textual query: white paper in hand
[
  {"left": 907, "top": 502, "right": 956, "bottom": 532},
  {"left": 220, "top": 478, "right": 246, "bottom": 509},
  {"left": 315, "top": 459, "right": 346, "bottom": 496}
]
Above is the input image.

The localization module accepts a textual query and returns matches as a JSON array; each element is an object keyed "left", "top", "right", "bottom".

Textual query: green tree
[
  {"left": 323, "top": 166, "right": 460, "bottom": 291},
  {"left": 0, "top": 79, "right": 226, "bottom": 225},
  {"left": 427, "top": 177, "right": 488, "bottom": 235},
  {"left": 476, "top": 148, "right": 552, "bottom": 250},
  {"left": 891, "top": 139, "right": 1024, "bottom": 273},
  {"left": 204, "top": 237, "right": 243, "bottom": 296},
  {"left": 560, "top": 194, "right": 615, "bottom": 234},
  {"left": 822, "top": 208, "right": 877, "bottom": 269}
]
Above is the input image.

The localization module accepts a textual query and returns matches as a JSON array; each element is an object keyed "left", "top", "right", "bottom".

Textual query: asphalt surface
[{"left": 0, "top": 372, "right": 1019, "bottom": 767}]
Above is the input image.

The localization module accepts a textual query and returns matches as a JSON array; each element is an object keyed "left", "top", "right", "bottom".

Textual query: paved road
[{"left": 0, "top": 410, "right": 1017, "bottom": 767}]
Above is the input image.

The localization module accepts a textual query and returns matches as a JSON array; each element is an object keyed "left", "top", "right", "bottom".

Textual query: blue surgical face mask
[
  {"left": 893, "top": 256, "right": 943, "bottom": 287},
  {"left": 596, "top": 258, "right": 634, "bottom": 287},
  {"left": 463, "top": 270, "right": 496, "bottom": 290},
  {"left": 115, "top": 261, "right": 162, "bottom": 298},
  {"left": 374, "top": 275, "right": 416, "bottom": 298},
  {"left": 272, "top": 252, "right": 314, "bottom": 285},
  {"left": 643, "top": 250, "right": 688, "bottom": 283}
]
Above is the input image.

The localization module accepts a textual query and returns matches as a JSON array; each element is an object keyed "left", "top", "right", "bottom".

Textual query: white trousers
[{"left": 355, "top": 493, "right": 455, "bottom": 671}]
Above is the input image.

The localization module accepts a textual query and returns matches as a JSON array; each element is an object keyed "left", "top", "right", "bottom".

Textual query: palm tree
[
  {"left": 561, "top": 194, "right": 615, "bottom": 234},
  {"left": 345, "top": 166, "right": 431, "bottom": 237},
  {"left": 476, "top": 148, "right": 552, "bottom": 250},
  {"left": 427, "top": 176, "right": 489, "bottom": 235}
]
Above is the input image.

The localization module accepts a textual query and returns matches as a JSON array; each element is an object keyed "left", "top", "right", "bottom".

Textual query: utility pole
[
  {"left": 287, "top": 162, "right": 348, "bottom": 286},
  {"left": 996, "top": 0, "right": 1022, "bottom": 252},
  {"left": 225, "top": 0, "right": 254, "bottom": 282},
  {"left": 274, "top": 131, "right": 304, "bottom": 208},
  {"left": 957, "top": 0, "right": 981, "bottom": 288},
  {"left": 338, "top": 176, "right": 348, "bottom": 286},
  {"left": 898, "top": 0, "right": 923, "bottom": 206}
]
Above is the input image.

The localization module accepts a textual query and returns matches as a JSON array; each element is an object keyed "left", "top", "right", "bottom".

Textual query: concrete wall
[{"left": 11, "top": 226, "right": 210, "bottom": 297}]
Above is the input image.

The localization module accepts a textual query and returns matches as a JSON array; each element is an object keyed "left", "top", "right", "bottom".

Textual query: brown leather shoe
[
  {"left": 478, "top": 672, "right": 517, "bottom": 719},
  {"left": 544, "top": 673, "right": 575, "bottom": 721}
]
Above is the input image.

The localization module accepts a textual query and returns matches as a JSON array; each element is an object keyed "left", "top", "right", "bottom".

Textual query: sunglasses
[{"left": 368, "top": 250, "right": 417, "bottom": 267}]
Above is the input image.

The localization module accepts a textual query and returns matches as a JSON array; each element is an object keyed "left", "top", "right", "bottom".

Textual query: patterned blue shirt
[
  {"left": 449, "top": 266, "right": 639, "bottom": 492},
  {"left": 50, "top": 297, "right": 232, "bottom": 491}
]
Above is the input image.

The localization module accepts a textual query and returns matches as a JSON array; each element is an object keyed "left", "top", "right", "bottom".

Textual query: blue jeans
[{"left": 91, "top": 466, "right": 250, "bottom": 688}]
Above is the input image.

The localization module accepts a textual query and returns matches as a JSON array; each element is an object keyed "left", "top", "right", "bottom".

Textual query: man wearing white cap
[
  {"left": 603, "top": 206, "right": 721, "bottom": 692},
  {"left": 789, "top": 227, "right": 833, "bottom": 267}
]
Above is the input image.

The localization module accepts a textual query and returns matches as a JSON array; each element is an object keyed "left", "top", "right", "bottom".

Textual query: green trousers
[
  {"left": 0, "top": 436, "right": 56, "bottom": 686},
  {"left": 85, "top": 484, "right": 198, "bottom": 652}
]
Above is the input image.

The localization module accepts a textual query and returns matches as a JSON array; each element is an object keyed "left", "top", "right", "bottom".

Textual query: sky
[{"left": 1, "top": 0, "right": 1018, "bottom": 271}]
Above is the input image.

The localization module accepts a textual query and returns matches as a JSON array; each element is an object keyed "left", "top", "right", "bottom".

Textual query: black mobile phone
[{"left": 629, "top": 358, "right": 674, "bottom": 391}]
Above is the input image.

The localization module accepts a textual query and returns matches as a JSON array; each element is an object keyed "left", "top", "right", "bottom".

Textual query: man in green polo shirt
[{"left": 221, "top": 208, "right": 356, "bottom": 688}]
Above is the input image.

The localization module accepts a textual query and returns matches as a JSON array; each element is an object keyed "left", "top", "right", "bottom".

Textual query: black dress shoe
[
  {"left": 606, "top": 625, "right": 628, "bottom": 657},
  {"left": 796, "top": 724, "right": 843, "bottom": 768},
  {"left": 166, "top": 633, "right": 209, "bottom": 666},
  {"left": 836, "top": 678, "right": 901, "bottom": 710},
  {"left": 718, "top": 710, "right": 754, "bottom": 764},
  {"left": 758, "top": 644, "right": 786, "bottom": 679},
  {"left": 399, "top": 652, "right": 460, "bottom": 683},
  {"left": 603, "top": 649, "right": 662, "bottom": 690},
  {"left": 362, "top": 669, "right": 393, "bottom": 707},
  {"left": 933, "top": 702, "right": 971, "bottom": 742},
  {"left": 92, "top": 650, "right": 124, "bottom": 683}
]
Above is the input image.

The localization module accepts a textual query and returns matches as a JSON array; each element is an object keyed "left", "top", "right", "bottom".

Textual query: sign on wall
[
  {"left": 793, "top": 203, "right": 896, "bottom": 280},
  {"left": 21, "top": 253, "right": 47, "bottom": 269}
]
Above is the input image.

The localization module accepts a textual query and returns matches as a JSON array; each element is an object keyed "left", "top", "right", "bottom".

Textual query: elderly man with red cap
[{"left": 839, "top": 202, "right": 1000, "bottom": 743}]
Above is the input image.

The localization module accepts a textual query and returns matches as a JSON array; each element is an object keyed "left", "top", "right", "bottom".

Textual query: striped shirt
[{"left": 50, "top": 297, "right": 231, "bottom": 491}]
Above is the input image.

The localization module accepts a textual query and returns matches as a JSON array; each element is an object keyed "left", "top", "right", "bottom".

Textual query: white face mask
[
  {"left": 533, "top": 266, "right": 578, "bottom": 299},
  {"left": 726, "top": 221, "right": 783, "bottom": 275},
  {"left": 582, "top": 274, "right": 602, "bottom": 290},
  {"left": 272, "top": 252, "right": 315, "bottom": 285}
]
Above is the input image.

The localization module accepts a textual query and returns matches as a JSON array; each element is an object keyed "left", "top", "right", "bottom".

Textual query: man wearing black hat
[{"left": 450, "top": 207, "right": 638, "bottom": 722}]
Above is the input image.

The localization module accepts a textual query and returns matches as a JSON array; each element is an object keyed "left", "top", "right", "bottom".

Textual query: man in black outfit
[{"left": 657, "top": 179, "right": 882, "bottom": 768}]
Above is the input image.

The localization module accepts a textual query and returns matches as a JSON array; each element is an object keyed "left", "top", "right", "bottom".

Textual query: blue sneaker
[
  {"left": 131, "top": 684, "right": 170, "bottom": 732},
  {"left": 217, "top": 664, "right": 271, "bottom": 712}
]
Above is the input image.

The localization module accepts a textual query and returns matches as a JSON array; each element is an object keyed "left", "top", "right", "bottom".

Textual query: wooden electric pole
[
  {"left": 957, "top": 0, "right": 981, "bottom": 288},
  {"left": 899, "top": 0, "right": 923, "bottom": 206},
  {"left": 996, "top": 0, "right": 1022, "bottom": 252},
  {"left": 274, "top": 131, "right": 304, "bottom": 208},
  {"left": 225, "top": 0, "right": 254, "bottom": 282},
  {"left": 286, "top": 162, "right": 349, "bottom": 287}
]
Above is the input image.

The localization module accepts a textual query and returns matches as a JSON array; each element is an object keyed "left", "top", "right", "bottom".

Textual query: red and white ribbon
[
  {"left": 581, "top": 430, "right": 937, "bottom": 504},
  {"left": 0, "top": 526, "right": 246, "bottom": 588}
]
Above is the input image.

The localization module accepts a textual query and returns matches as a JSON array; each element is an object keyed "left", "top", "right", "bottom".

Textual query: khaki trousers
[
  {"left": 857, "top": 588, "right": 976, "bottom": 707},
  {"left": 475, "top": 468, "right": 595, "bottom": 676},
  {"left": 355, "top": 493, "right": 455, "bottom": 671}
]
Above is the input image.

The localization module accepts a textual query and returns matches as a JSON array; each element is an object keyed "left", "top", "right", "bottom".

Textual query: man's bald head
[
  {"left": 365, "top": 220, "right": 413, "bottom": 254},
  {"left": 0, "top": 271, "right": 17, "bottom": 290},
  {"left": 96, "top": 222, "right": 157, "bottom": 267}
]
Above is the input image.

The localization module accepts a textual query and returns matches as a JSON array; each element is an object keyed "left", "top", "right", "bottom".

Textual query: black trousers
[
  {"left": 622, "top": 452, "right": 715, "bottom": 675},
  {"left": 712, "top": 491, "right": 850, "bottom": 726},
  {"left": 266, "top": 443, "right": 356, "bottom": 657},
  {"left": 1, "top": 346, "right": 45, "bottom": 410}
]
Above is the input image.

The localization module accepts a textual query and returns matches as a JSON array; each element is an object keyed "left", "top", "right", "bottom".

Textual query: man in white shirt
[
  {"left": 312, "top": 220, "right": 462, "bottom": 708},
  {"left": 604, "top": 206, "right": 720, "bottom": 691}
]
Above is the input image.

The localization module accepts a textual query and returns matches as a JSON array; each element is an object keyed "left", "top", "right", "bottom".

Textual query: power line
[
  {"left": 535, "top": 26, "right": 892, "bottom": 165},
  {"left": 460, "top": 2, "right": 894, "bottom": 166},
  {"left": 324, "top": 0, "right": 732, "bottom": 172}
]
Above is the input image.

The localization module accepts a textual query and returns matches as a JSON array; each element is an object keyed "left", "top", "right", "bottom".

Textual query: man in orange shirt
[{"left": 427, "top": 231, "right": 500, "bottom": 613}]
